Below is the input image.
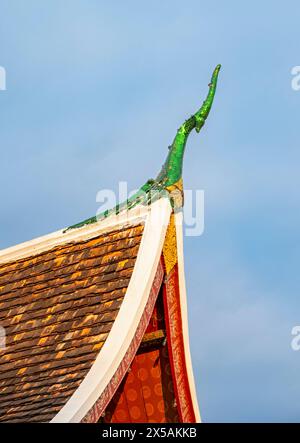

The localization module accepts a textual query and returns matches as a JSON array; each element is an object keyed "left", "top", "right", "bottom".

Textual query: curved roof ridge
[{"left": 66, "top": 65, "right": 221, "bottom": 232}]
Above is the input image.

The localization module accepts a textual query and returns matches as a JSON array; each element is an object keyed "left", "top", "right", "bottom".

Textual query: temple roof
[
  {"left": 0, "top": 65, "right": 220, "bottom": 422},
  {"left": 0, "top": 201, "right": 173, "bottom": 422}
]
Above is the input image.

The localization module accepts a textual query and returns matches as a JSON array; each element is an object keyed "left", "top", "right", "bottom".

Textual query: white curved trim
[
  {"left": 174, "top": 210, "right": 201, "bottom": 423},
  {"left": 51, "top": 198, "right": 172, "bottom": 423}
]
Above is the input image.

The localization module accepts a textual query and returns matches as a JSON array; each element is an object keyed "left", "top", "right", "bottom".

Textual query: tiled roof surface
[{"left": 0, "top": 223, "right": 144, "bottom": 422}]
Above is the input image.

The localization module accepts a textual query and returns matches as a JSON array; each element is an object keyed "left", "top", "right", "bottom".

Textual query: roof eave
[{"left": 51, "top": 197, "right": 172, "bottom": 423}]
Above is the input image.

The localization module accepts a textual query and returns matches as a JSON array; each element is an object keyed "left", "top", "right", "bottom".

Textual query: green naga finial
[
  {"left": 65, "top": 65, "right": 221, "bottom": 232},
  {"left": 156, "top": 63, "right": 221, "bottom": 188}
]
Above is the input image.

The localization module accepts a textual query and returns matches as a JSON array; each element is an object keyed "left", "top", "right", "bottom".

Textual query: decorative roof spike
[
  {"left": 65, "top": 65, "right": 221, "bottom": 231},
  {"left": 156, "top": 64, "right": 221, "bottom": 189}
]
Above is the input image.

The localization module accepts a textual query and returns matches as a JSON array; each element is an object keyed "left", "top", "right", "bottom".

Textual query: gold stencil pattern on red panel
[
  {"left": 162, "top": 214, "right": 178, "bottom": 275},
  {"left": 163, "top": 265, "right": 196, "bottom": 423}
]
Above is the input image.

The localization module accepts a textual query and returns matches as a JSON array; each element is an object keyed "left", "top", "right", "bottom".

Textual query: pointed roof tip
[
  {"left": 157, "top": 64, "right": 221, "bottom": 185},
  {"left": 193, "top": 64, "right": 221, "bottom": 133},
  {"left": 208, "top": 64, "right": 221, "bottom": 85},
  {"left": 66, "top": 65, "right": 221, "bottom": 231},
  {"left": 213, "top": 64, "right": 221, "bottom": 81},
  {"left": 212, "top": 64, "right": 221, "bottom": 77}
]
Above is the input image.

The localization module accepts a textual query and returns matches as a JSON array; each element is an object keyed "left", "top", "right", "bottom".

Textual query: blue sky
[{"left": 1, "top": 1, "right": 300, "bottom": 422}]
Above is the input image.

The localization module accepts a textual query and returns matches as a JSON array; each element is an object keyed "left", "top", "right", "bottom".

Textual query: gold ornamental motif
[
  {"left": 165, "top": 178, "right": 184, "bottom": 209},
  {"left": 162, "top": 214, "right": 178, "bottom": 275}
]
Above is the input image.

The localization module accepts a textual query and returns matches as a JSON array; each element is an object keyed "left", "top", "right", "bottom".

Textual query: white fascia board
[
  {"left": 174, "top": 210, "right": 201, "bottom": 423},
  {"left": 51, "top": 197, "right": 172, "bottom": 423}
]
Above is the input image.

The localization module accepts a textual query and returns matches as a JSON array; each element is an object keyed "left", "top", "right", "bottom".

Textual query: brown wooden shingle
[{"left": 0, "top": 223, "right": 144, "bottom": 422}]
